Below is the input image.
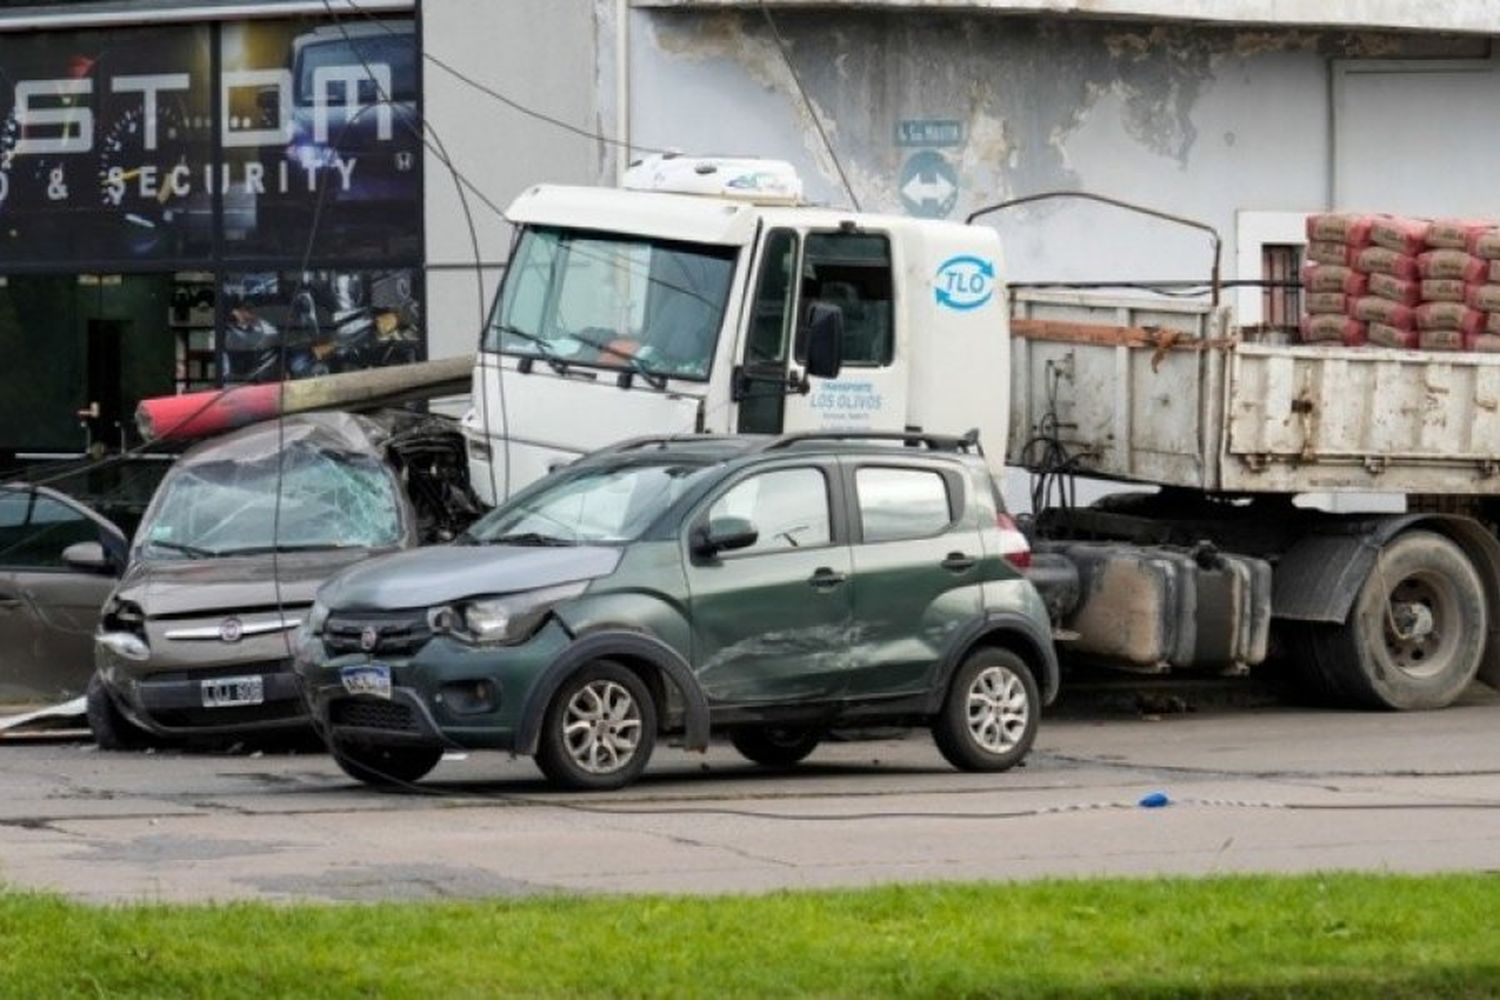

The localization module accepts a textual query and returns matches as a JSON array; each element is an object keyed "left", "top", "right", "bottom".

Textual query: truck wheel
[
  {"left": 86, "top": 673, "right": 151, "bottom": 751},
  {"left": 535, "top": 660, "right": 657, "bottom": 791},
  {"left": 932, "top": 648, "right": 1039, "bottom": 772},
  {"left": 729, "top": 726, "right": 821, "bottom": 767},
  {"left": 332, "top": 741, "right": 444, "bottom": 787},
  {"left": 1318, "top": 531, "right": 1486, "bottom": 710}
]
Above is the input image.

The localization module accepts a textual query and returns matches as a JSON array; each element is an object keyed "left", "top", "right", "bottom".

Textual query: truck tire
[
  {"left": 86, "top": 673, "right": 151, "bottom": 751},
  {"left": 1312, "top": 531, "right": 1486, "bottom": 710},
  {"left": 932, "top": 648, "right": 1039, "bottom": 772}
]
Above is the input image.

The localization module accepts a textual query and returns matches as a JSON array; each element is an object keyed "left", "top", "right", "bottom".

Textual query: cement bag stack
[
  {"left": 1301, "top": 213, "right": 1500, "bottom": 352},
  {"left": 1300, "top": 214, "right": 1373, "bottom": 346},
  {"left": 1464, "top": 228, "right": 1500, "bottom": 352}
]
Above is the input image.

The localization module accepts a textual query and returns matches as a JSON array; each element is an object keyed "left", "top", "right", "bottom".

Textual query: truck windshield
[
  {"left": 466, "top": 460, "right": 713, "bottom": 545},
  {"left": 484, "top": 226, "right": 737, "bottom": 382}
]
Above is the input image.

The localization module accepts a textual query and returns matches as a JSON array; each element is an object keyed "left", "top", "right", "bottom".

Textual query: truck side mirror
[
  {"left": 802, "top": 302, "right": 844, "bottom": 380},
  {"left": 692, "top": 516, "right": 759, "bottom": 556}
]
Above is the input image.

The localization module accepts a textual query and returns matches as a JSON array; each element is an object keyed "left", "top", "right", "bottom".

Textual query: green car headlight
[{"left": 448, "top": 581, "right": 589, "bottom": 646}]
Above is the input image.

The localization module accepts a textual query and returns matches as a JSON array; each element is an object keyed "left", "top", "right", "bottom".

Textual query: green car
[{"left": 295, "top": 432, "right": 1057, "bottom": 790}]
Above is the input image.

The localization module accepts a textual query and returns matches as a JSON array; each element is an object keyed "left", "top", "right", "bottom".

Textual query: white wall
[{"left": 420, "top": 0, "right": 616, "bottom": 363}]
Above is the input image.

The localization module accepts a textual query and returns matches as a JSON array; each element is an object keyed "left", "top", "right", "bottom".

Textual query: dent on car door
[
  {"left": 0, "top": 489, "right": 121, "bottom": 702},
  {"left": 844, "top": 463, "right": 983, "bottom": 699},
  {"left": 683, "top": 464, "right": 854, "bottom": 704}
]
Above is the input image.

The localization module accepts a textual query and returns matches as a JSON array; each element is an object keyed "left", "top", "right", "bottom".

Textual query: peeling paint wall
[{"left": 628, "top": 10, "right": 1492, "bottom": 284}]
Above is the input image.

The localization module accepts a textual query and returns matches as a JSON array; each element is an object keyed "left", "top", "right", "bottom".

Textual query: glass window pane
[
  {"left": 486, "top": 227, "right": 737, "bottom": 382},
  {"left": 857, "top": 467, "right": 951, "bottom": 543},
  {"left": 745, "top": 229, "right": 797, "bottom": 365},
  {"left": 471, "top": 461, "right": 713, "bottom": 544},
  {"left": 709, "top": 468, "right": 830, "bottom": 553},
  {"left": 0, "top": 493, "right": 95, "bottom": 568},
  {"left": 797, "top": 233, "right": 894, "bottom": 367}
]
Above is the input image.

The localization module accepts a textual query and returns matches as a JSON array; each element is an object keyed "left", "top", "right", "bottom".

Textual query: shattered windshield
[
  {"left": 468, "top": 461, "right": 713, "bottom": 545},
  {"left": 140, "top": 447, "right": 403, "bottom": 559},
  {"left": 484, "top": 226, "right": 738, "bottom": 382}
]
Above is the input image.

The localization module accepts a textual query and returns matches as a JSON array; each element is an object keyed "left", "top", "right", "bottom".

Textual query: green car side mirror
[{"left": 693, "top": 516, "right": 759, "bottom": 556}]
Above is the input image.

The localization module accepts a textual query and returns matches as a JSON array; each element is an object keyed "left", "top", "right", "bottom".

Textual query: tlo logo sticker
[{"left": 934, "top": 255, "right": 995, "bottom": 311}]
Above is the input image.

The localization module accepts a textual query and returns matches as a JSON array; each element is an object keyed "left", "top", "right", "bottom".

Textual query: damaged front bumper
[{"left": 295, "top": 618, "right": 573, "bottom": 751}]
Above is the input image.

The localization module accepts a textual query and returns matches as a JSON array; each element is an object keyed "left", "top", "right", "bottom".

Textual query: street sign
[
  {"left": 898, "top": 150, "right": 958, "bottom": 219},
  {"left": 896, "top": 119, "right": 964, "bottom": 148}
]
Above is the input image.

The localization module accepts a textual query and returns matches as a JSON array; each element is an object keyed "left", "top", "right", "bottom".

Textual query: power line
[
  {"left": 757, "top": 1, "right": 861, "bottom": 212},
  {"left": 331, "top": 0, "right": 669, "bottom": 156}
]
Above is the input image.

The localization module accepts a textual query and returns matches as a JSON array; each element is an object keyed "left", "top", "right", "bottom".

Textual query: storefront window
[
  {"left": 0, "top": 25, "right": 215, "bottom": 267},
  {"left": 218, "top": 18, "right": 422, "bottom": 262},
  {"left": 220, "top": 268, "right": 422, "bottom": 383},
  {"left": 0, "top": 13, "right": 424, "bottom": 456}
]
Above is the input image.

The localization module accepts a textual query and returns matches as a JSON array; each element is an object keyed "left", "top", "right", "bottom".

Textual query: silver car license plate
[
  {"left": 341, "top": 663, "right": 392, "bottom": 700},
  {"left": 201, "top": 675, "right": 265, "bottom": 708}
]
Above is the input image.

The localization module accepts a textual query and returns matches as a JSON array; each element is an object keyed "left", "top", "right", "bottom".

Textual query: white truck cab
[{"left": 462, "top": 156, "right": 1009, "bottom": 503}]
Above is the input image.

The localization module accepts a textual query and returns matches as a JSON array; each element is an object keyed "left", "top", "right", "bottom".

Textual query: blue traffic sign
[{"left": 899, "top": 150, "right": 958, "bottom": 219}]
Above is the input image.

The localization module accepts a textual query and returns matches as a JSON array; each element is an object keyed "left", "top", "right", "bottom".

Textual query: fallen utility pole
[{"left": 136, "top": 356, "right": 475, "bottom": 442}]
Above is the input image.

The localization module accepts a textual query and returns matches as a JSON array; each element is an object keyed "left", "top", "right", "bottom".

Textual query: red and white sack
[
  {"left": 1414, "top": 302, "right": 1486, "bottom": 338},
  {"left": 1470, "top": 334, "right": 1500, "bottom": 353},
  {"left": 1300, "top": 315, "right": 1367, "bottom": 346},
  {"left": 1428, "top": 219, "right": 1492, "bottom": 250},
  {"left": 1466, "top": 285, "right": 1500, "bottom": 312},
  {"left": 1306, "top": 213, "right": 1375, "bottom": 246},
  {"left": 1421, "top": 279, "right": 1469, "bottom": 303},
  {"left": 1369, "top": 216, "right": 1431, "bottom": 256},
  {"left": 1487, "top": 312, "right": 1500, "bottom": 337},
  {"left": 1417, "top": 250, "right": 1487, "bottom": 284},
  {"left": 1489, "top": 261, "right": 1500, "bottom": 283},
  {"left": 1367, "top": 322, "right": 1419, "bottom": 349},
  {"left": 1304, "top": 292, "right": 1348, "bottom": 314},
  {"left": 1308, "top": 241, "right": 1359, "bottom": 267},
  {"left": 1419, "top": 329, "right": 1466, "bottom": 351},
  {"left": 1366, "top": 272, "right": 1420, "bottom": 306},
  {"left": 1351, "top": 296, "right": 1414, "bottom": 329},
  {"left": 1355, "top": 246, "right": 1420, "bottom": 280},
  {"left": 1468, "top": 229, "right": 1500, "bottom": 260},
  {"left": 1302, "top": 264, "right": 1368, "bottom": 297}
]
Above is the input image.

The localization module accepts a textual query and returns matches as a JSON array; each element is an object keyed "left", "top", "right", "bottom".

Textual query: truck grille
[
  {"left": 330, "top": 698, "right": 419, "bottom": 733},
  {"left": 324, "top": 611, "right": 431, "bottom": 655}
]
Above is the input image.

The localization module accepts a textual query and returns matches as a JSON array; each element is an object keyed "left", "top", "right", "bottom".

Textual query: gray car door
[{"left": 0, "top": 488, "right": 121, "bottom": 702}]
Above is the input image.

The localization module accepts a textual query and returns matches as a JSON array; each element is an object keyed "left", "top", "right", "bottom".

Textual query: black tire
[
  {"left": 729, "top": 726, "right": 822, "bottom": 767},
  {"left": 1306, "top": 531, "right": 1485, "bottom": 711},
  {"left": 86, "top": 673, "right": 151, "bottom": 751},
  {"left": 332, "top": 741, "right": 444, "bottom": 787},
  {"left": 932, "top": 648, "right": 1039, "bottom": 772},
  {"left": 534, "top": 660, "right": 656, "bottom": 791}
]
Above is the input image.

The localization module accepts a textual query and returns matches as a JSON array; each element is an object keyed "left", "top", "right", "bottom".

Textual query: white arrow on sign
[{"left": 902, "top": 171, "right": 955, "bottom": 206}]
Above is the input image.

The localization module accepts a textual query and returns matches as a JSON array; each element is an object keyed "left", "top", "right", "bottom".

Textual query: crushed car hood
[
  {"left": 318, "top": 543, "right": 621, "bottom": 611},
  {"left": 119, "top": 548, "right": 382, "bottom": 617}
]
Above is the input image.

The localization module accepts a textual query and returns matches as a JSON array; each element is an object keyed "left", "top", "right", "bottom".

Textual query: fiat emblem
[
  {"left": 219, "top": 618, "right": 243, "bottom": 643},
  {"left": 359, "top": 625, "right": 380, "bottom": 652}
]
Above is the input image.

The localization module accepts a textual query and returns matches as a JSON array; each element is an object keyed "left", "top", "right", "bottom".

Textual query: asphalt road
[{"left": 3, "top": 688, "right": 1499, "bottom": 903}]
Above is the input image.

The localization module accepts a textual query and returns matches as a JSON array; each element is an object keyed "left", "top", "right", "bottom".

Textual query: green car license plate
[{"left": 340, "top": 663, "right": 392, "bottom": 699}]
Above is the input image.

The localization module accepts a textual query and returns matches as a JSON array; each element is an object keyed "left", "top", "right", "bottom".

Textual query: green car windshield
[
  {"left": 484, "top": 226, "right": 738, "bottom": 382},
  {"left": 468, "top": 461, "right": 714, "bottom": 545}
]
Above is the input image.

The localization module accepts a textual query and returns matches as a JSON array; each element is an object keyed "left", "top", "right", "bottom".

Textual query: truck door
[{"left": 734, "top": 229, "right": 902, "bottom": 435}]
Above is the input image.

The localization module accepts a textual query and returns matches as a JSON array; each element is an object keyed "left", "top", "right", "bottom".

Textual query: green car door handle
[
  {"left": 808, "top": 567, "right": 847, "bottom": 589},
  {"left": 941, "top": 552, "right": 977, "bottom": 572}
]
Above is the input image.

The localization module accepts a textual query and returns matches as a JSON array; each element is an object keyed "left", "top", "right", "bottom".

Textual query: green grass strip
[{"left": 3, "top": 874, "right": 1500, "bottom": 998}]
